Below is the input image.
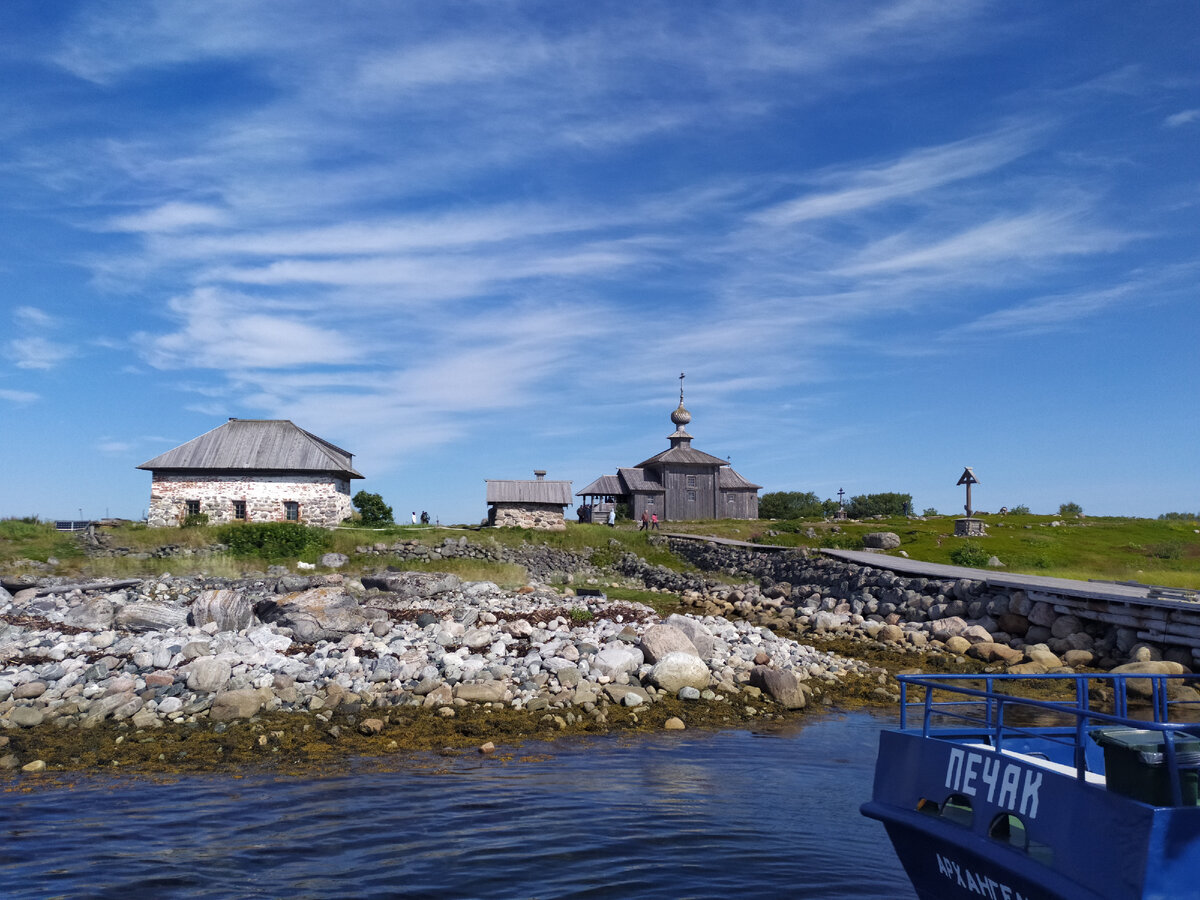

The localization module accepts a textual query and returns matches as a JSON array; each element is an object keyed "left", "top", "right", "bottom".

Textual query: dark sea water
[{"left": 0, "top": 711, "right": 915, "bottom": 900}]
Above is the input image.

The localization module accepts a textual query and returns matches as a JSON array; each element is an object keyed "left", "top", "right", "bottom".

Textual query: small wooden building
[
  {"left": 578, "top": 382, "right": 761, "bottom": 522},
  {"left": 485, "top": 471, "right": 573, "bottom": 530},
  {"left": 137, "top": 418, "right": 363, "bottom": 528}
]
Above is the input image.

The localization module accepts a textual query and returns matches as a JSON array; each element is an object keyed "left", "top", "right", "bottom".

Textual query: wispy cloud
[
  {"left": 105, "top": 202, "right": 229, "bottom": 233},
  {"left": 0, "top": 388, "right": 40, "bottom": 404},
  {"left": 1164, "top": 109, "right": 1200, "bottom": 128},
  {"left": 752, "top": 129, "right": 1036, "bottom": 226},
  {"left": 9, "top": 337, "right": 74, "bottom": 370},
  {"left": 14, "top": 307, "right": 56, "bottom": 328}
]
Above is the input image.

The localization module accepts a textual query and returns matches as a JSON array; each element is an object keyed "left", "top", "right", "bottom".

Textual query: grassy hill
[{"left": 2, "top": 513, "right": 1199, "bottom": 589}]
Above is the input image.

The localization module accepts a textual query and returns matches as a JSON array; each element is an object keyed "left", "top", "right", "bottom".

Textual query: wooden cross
[{"left": 957, "top": 467, "right": 979, "bottom": 518}]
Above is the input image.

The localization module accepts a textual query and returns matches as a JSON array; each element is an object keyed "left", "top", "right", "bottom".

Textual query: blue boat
[{"left": 861, "top": 672, "right": 1200, "bottom": 900}]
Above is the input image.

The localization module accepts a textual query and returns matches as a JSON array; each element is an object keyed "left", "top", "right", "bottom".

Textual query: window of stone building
[
  {"left": 185, "top": 500, "right": 200, "bottom": 516},
  {"left": 233, "top": 500, "right": 247, "bottom": 520},
  {"left": 284, "top": 501, "right": 299, "bottom": 521}
]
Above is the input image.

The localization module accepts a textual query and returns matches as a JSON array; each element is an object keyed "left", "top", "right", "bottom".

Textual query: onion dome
[{"left": 671, "top": 403, "right": 692, "bottom": 427}]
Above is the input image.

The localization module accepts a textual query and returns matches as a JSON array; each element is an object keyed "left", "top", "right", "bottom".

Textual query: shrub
[
  {"left": 181, "top": 513, "right": 209, "bottom": 528},
  {"left": 1159, "top": 512, "right": 1198, "bottom": 522},
  {"left": 846, "top": 492, "right": 912, "bottom": 518},
  {"left": 568, "top": 607, "right": 593, "bottom": 623},
  {"left": 352, "top": 490, "right": 394, "bottom": 526},
  {"left": 1059, "top": 502, "right": 1083, "bottom": 517},
  {"left": 949, "top": 541, "right": 991, "bottom": 567},
  {"left": 819, "top": 532, "right": 863, "bottom": 550},
  {"left": 759, "top": 491, "right": 825, "bottom": 519},
  {"left": 1009, "top": 504, "right": 1031, "bottom": 515},
  {"left": 217, "top": 522, "right": 331, "bottom": 558},
  {"left": 922, "top": 508, "right": 939, "bottom": 517},
  {"left": 1148, "top": 541, "right": 1184, "bottom": 560}
]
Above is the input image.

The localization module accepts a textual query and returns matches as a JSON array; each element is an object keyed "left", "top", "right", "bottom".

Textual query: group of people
[
  {"left": 410, "top": 511, "right": 431, "bottom": 525},
  {"left": 638, "top": 510, "right": 659, "bottom": 530}
]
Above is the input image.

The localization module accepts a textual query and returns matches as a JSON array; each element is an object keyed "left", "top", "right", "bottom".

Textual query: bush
[
  {"left": 1159, "top": 512, "right": 1198, "bottom": 522},
  {"left": 1148, "top": 541, "right": 1184, "bottom": 560},
  {"left": 1059, "top": 502, "right": 1083, "bottom": 517},
  {"left": 217, "top": 522, "right": 331, "bottom": 558},
  {"left": 846, "top": 492, "right": 912, "bottom": 518},
  {"left": 181, "top": 513, "right": 209, "bottom": 528},
  {"left": 819, "top": 532, "right": 863, "bottom": 550},
  {"left": 759, "top": 491, "right": 825, "bottom": 519},
  {"left": 949, "top": 541, "right": 991, "bottom": 567},
  {"left": 352, "top": 490, "right": 394, "bottom": 526},
  {"left": 1009, "top": 504, "right": 1031, "bottom": 515},
  {"left": 922, "top": 508, "right": 939, "bottom": 517}
]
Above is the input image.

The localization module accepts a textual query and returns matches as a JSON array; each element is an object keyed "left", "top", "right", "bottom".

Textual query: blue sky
[{"left": 1, "top": 1, "right": 1197, "bottom": 524}]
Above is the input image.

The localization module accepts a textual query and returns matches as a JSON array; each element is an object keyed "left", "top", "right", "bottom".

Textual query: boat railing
[{"left": 896, "top": 672, "right": 1200, "bottom": 806}]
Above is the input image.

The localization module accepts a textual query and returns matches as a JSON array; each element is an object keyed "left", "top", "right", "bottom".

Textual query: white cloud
[
  {"left": 13, "top": 306, "right": 56, "bottom": 328},
  {"left": 0, "top": 388, "right": 39, "bottom": 403},
  {"left": 1164, "top": 109, "right": 1200, "bottom": 128},
  {"left": 106, "top": 202, "right": 229, "bottom": 233},
  {"left": 836, "top": 210, "right": 1133, "bottom": 277},
  {"left": 9, "top": 337, "right": 73, "bottom": 370},
  {"left": 753, "top": 129, "right": 1035, "bottom": 226},
  {"left": 140, "top": 288, "right": 357, "bottom": 370}
]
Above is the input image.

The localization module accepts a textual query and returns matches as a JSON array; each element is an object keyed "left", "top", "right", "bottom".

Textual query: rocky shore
[{"left": 0, "top": 567, "right": 885, "bottom": 774}]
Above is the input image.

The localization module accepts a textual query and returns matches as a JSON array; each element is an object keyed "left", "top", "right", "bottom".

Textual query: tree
[
  {"left": 846, "top": 492, "right": 912, "bottom": 518},
  {"left": 1010, "top": 504, "right": 1031, "bottom": 515},
  {"left": 759, "top": 491, "right": 825, "bottom": 519},
  {"left": 352, "top": 490, "right": 394, "bottom": 526},
  {"left": 1059, "top": 502, "right": 1083, "bottom": 517}
]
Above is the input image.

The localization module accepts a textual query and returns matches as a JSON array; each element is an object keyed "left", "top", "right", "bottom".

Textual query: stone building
[
  {"left": 577, "top": 381, "right": 761, "bottom": 522},
  {"left": 137, "top": 418, "right": 363, "bottom": 528},
  {"left": 485, "top": 471, "right": 573, "bottom": 530}
]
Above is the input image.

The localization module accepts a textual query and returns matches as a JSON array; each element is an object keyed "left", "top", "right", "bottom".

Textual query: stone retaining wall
[{"left": 664, "top": 537, "right": 1196, "bottom": 672}]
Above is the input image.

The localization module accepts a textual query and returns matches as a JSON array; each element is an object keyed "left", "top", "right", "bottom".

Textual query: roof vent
[{"left": 534, "top": 470, "right": 547, "bottom": 480}]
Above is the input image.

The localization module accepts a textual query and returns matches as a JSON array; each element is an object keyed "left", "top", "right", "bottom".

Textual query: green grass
[
  {"left": 383, "top": 558, "right": 530, "bottom": 589},
  {"left": 0, "top": 518, "right": 86, "bottom": 567},
  {"left": 6, "top": 515, "right": 1199, "bottom": 590}
]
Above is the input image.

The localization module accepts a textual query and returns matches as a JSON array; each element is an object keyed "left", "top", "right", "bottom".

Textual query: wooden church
[{"left": 577, "top": 376, "right": 761, "bottom": 522}]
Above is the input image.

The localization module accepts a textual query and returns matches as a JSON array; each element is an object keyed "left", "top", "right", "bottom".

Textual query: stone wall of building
[
  {"left": 488, "top": 502, "right": 567, "bottom": 531},
  {"left": 147, "top": 473, "right": 352, "bottom": 528}
]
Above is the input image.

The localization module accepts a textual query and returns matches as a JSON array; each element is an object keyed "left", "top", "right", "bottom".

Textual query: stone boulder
[
  {"left": 319, "top": 552, "right": 349, "bottom": 569},
  {"left": 665, "top": 614, "right": 715, "bottom": 658},
  {"left": 210, "top": 687, "right": 268, "bottom": 722},
  {"left": 65, "top": 597, "right": 115, "bottom": 630},
  {"left": 186, "top": 656, "right": 232, "bottom": 693},
  {"left": 116, "top": 601, "right": 188, "bottom": 633},
  {"left": 360, "top": 572, "right": 463, "bottom": 600},
  {"left": 453, "top": 681, "right": 507, "bottom": 703},
  {"left": 649, "top": 652, "right": 712, "bottom": 693},
  {"left": 863, "top": 532, "right": 901, "bottom": 550},
  {"left": 748, "top": 666, "right": 809, "bottom": 709},
  {"left": 967, "top": 642, "right": 1024, "bottom": 664},
  {"left": 591, "top": 643, "right": 644, "bottom": 679},
  {"left": 190, "top": 589, "right": 254, "bottom": 633},
  {"left": 256, "top": 587, "right": 377, "bottom": 641},
  {"left": 638, "top": 624, "right": 699, "bottom": 664}
]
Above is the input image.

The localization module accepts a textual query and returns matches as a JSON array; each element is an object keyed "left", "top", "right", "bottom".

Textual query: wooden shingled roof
[
  {"left": 486, "top": 478, "right": 573, "bottom": 506},
  {"left": 137, "top": 419, "right": 363, "bottom": 478},
  {"left": 719, "top": 467, "right": 762, "bottom": 490},
  {"left": 635, "top": 445, "right": 730, "bottom": 468}
]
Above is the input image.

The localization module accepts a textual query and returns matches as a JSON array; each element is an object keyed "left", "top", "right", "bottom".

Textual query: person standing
[
  {"left": 411, "top": 511, "right": 417, "bottom": 525},
  {"left": 607, "top": 507, "right": 616, "bottom": 528},
  {"left": 640, "top": 510, "right": 649, "bottom": 531},
  {"left": 650, "top": 513, "right": 659, "bottom": 530}
]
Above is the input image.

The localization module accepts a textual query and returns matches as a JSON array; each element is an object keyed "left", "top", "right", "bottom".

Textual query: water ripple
[{"left": 1, "top": 712, "right": 914, "bottom": 900}]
